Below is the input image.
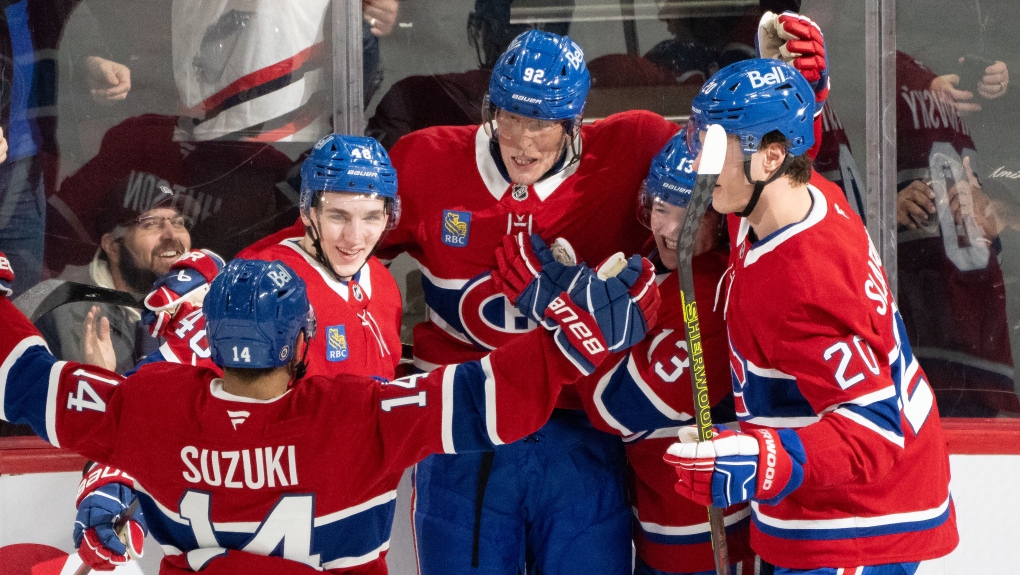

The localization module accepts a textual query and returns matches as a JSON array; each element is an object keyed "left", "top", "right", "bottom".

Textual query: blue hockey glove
[
  {"left": 0, "top": 252, "right": 13, "bottom": 297},
  {"left": 664, "top": 426, "right": 806, "bottom": 508},
  {"left": 143, "top": 249, "right": 224, "bottom": 337},
  {"left": 73, "top": 482, "right": 147, "bottom": 570},
  {"left": 493, "top": 232, "right": 590, "bottom": 326},
  {"left": 545, "top": 253, "right": 660, "bottom": 375}
]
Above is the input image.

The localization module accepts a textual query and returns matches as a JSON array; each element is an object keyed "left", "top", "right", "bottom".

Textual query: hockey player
[
  {"left": 492, "top": 131, "right": 754, "bottom": 575},
  {"left": 0, "top": 253, "right": 660, "bottom": 574},
  {"left": 376, "top": 29, "right": 680, "bottom": 575},
  {"left": 663, "top": 59, "right": 959, "bottom": 572},
  {"left": 238, "top": 134, "right": 403, "bottom": 381}
]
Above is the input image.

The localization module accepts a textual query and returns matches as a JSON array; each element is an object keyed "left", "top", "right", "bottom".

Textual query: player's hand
[
  {"left": 493, "top": 232, "right": 590, "bottom": 326},
  {"left": 84, "top": 56, "right": 132, "bottom": 104},
  {"left": 545, "top": 253, "right": 659, "bottom": 375},
  {"left": 757, "top": 11, "right": 828, "bottom": 110},
  {"left": 663, "top": 426, "right": 806, "bottom": 508},
  {"left": 897, "top": 180, "right": 937, "bottom": 230},
  {"left": 83, "top": 306, "right": 118, "bottom": 371},
  {"left": 0, "top": 251, "right": 13, "bottom": 298},
  {"left": 363, "top": 0, "right": 398, "bottom": 36},
  {"left": 0, "top": 126, "right": 8, "bottom": 164},
  {"left": 73, "top": 479, "right": 146, "bottom": 570},
  {"left": 143, "top": 249, "right": 224, "bottom": 338}
]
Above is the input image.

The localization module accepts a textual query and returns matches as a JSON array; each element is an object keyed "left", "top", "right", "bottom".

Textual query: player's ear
[{"left": 761, "top": 142, "right": 788, "bottom": 174}]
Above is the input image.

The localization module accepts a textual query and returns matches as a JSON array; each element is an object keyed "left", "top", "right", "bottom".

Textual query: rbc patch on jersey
[
  {"left": 441, "top": 210, "right": 471, "bottom": 247},
  {"left": 326, "top": 325, "right": 349, "bottom": 362}
]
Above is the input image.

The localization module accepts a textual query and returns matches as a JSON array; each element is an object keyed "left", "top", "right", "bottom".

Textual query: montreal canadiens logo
[{"left": 458, "top": 272, "right": 536, "bottom": 350}]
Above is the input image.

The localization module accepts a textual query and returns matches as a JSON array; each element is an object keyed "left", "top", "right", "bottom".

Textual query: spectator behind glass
[
  {"left": 36, "top": 186, "right": 195, "bottom": 375},
  {"left": 0, "top": 0, "right": 67, "bottom": 296},
  {"left": 367, "top": 0, "right": 573, "bottom": 150},
  {"left": 44, "top": 113, "right": 295, "bottom": 277},
  {"left": 893, "top": 49, "right": 1018, "bottom": 417}
]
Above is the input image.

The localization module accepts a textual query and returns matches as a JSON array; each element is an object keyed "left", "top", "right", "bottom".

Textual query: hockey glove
[
  {"left": 757, "top": 11, "right": 829, "bottom": 111},
  {"left": 663, "top": 426, "right": 806, "bottom": 509},
  {"left": 143, "top": 249, "right": 224, "bottom": 337},
  {"left": 545, "top": 253, "right": 659, "bottom": 376},
  {"left": 0, "top": 251, "right": 13, "bottom": 297},
  {"left": 73, "top": 472, "right": 147, "bottom": 571},
  {"left": 493, "top": 232, "right": 590, "bottom": 326}
]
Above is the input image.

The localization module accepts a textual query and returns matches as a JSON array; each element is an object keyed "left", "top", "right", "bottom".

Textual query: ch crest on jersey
[
  {"left": 442, "top": 210, "right": 471, "bottom": 247},
  {"left": 458, "top": 272, "right": 536, "bottom": 350},
  {"left": 326, "top": 325, "right": 349, "bottom": 362}
]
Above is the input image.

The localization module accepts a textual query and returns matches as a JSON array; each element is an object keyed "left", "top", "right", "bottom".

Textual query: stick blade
[{"left": 697, "top": 124, "right": 727, "bottom": 177}]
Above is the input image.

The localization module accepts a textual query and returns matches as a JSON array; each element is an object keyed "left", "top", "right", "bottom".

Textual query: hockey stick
[
  {"left": 73, "top": 498, "right": 141, "bottom": 575},
  {"left": 674, "top": 123, "right": 729, "bottom": 575},
  {"left": 13, "top": 279, "right": 143, "bottom": 323}
]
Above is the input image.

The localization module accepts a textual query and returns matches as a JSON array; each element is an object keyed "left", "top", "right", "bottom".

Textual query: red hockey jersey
[
  {"left": 0, "top": 297, "right": 583, "bottom": 574},
  {"left": 377, "top": 111, "right": 679, "bottom": 384},
  {"left": 238, "top": 236, "right": 402, "bottom": 381},
  {"left": 720, "top": 176, "right": 958, "bottom": 568},
  {"left": 575, "top": 250, "right": 753, "bottom": 573}
]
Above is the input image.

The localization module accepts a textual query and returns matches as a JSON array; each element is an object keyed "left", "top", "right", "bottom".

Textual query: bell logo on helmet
[
  {"left": 564, "top": 46, "right": 584, "bottom": 70},
  {"left": 267, "top": 266, "right": 292, "bottom": 288},
  {"left": 748, "top": 66, "right": 790, "bottom": 89}
]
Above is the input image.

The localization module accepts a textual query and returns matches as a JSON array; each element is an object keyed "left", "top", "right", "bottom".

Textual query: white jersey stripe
[
  {"left": 481, "top": 356, "right": 503, "bottom": 446},
  {"left": 441, "top": 366, "right": 456, "bottom": 453}
]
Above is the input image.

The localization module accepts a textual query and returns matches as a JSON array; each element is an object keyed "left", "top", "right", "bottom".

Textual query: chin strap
[
  {"left": 735, "top": 154, "right": 794, "bottom": 218},
  {"left": 288, "top": 329, "right": 313, "bottom": 387}
]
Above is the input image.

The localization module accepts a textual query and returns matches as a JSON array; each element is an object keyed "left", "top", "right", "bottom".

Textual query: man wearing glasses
[{"left": 37, "top": 186, "right": 195, "bottom": 373}]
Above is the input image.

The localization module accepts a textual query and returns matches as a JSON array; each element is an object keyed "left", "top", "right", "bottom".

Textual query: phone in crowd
[{"left": 958, "top": 54, "right": 995, "bottom": 91}]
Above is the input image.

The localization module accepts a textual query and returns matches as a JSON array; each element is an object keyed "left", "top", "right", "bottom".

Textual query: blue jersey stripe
[
  {"left": 599, "top": 364, "right": 689, "bottom": 433},
  {"left": 641, "top": 514, "right": 750, "bottom": 546},
  {"left": 739, "top": 370, "right": 815, "bottom": 420},
  {"left": 449, "top": 361, "right": 497, "bottom": 452},
  {"left": 140, "top": 489, "right": 398, "bottom": 567},
  {"left": 1, "top": 340, "right": 59, "bottom": 442},
  {"left": 751, "top": 497, "right": 953, "bottom": 541}
]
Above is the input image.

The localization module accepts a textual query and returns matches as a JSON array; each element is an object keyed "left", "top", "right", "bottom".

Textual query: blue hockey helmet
[
  {"left": 299, "top": 134, "right": 400, "bottom": 230},
  {"left": 637, "top": 129, "right": 697, "bottom": 228},
  {"left": 486, "top": 29, "right": 590, "bottom": 127},
  {"left": 686, "top": 58, "right": 814, "bottom": 158},
  {"left": 205, "top": 259, "right": 317, "bottom": 369}
]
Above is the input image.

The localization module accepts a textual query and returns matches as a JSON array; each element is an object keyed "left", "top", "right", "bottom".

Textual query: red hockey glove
[
  {"left": 0, "top": 251, "right": 13, "bottom": 297},
  {"left": 73, "top": 465, "right": 146, "bottom": 570},
  {"left": 493, "top": 232, "right": 590, "bottom": 326},
  {"left": 143, "top": 249, "right": 224, "bottom": 337},
  {"left": 757, "top": 11, "right": 829, "bottom": 108},
  {"left": 664, "top": 426, "right": 806, "bottom": 508},
  {"left": 545, "top": 253, "right": 659, "bottom": 375}
]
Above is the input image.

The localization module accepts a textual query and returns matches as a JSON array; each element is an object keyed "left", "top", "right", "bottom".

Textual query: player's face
[
  {"left": 649, "top": 198, "right": 686, "bottom": 270},
  {"left": 695, "top": 134, "right": 753, "bottom": 215},
  {"left": 496, "top": 110, "right": 569, "bottom": 186},
  {"left": 117, "top": 207, "right": 192, "bottom": 281},
  {"left": 304, "top": 194, "right": 388, "bottom": 281}
]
